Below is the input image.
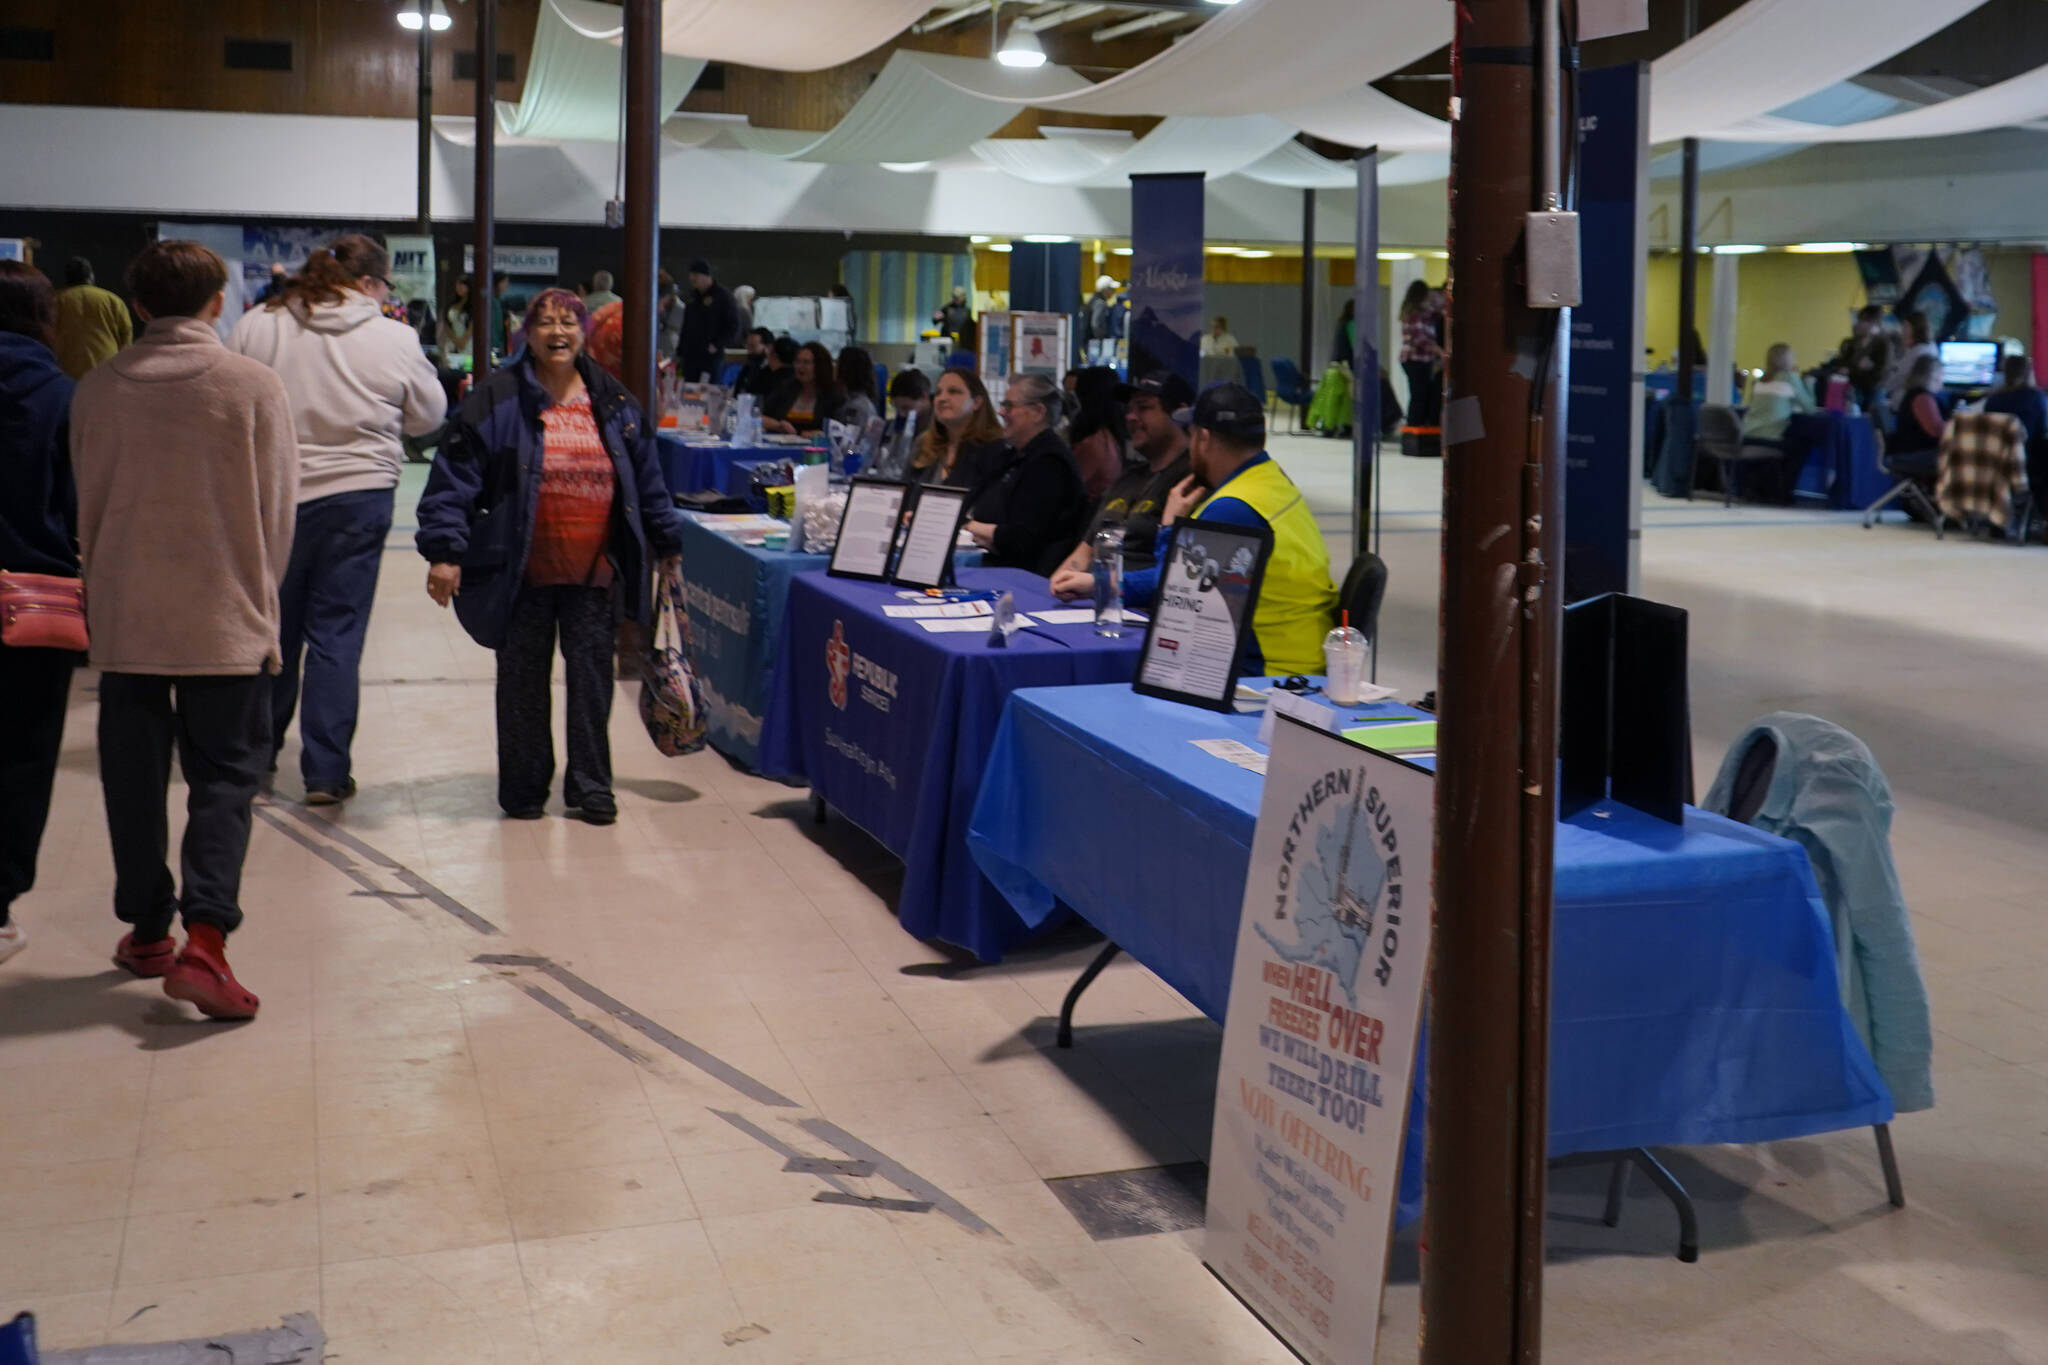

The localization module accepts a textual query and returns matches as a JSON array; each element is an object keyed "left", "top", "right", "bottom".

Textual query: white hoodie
[{"left": 229, "top": 292, "right": 447, "bottom": 503}]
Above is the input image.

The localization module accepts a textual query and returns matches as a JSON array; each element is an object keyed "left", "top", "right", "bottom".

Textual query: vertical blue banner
[
  {"left": 1565, "top": 63, "right": 1649, "bottom": 603},
  {"left": 1008, "top": 241, "right": 1084, "bottom": 362},
  {"left": 1128, "top": 172, "right": 1205, "bottom": 389}
]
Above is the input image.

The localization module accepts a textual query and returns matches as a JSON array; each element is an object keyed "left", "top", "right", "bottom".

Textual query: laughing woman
[{"left": 416, "top": 288, "right": 684, "bottom": 824}]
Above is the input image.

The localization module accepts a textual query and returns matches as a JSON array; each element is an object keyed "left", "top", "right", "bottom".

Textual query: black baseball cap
[
  {"left": 1188, "top": 382, "right": 1266, "bottom": 444},
  {"left": 1116, "top": 369, "right": 1195, "bottom": 412}
]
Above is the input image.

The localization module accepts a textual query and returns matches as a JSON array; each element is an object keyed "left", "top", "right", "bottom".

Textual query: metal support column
[
  {"left": 471, "top": 0, "right": 496, "bottom": 379},
  {"left": 1675, "top": 0, "right": 1700, "bottom": 402},
  {"left": 1353, "top": 148, "right": 1380, "bottom": 555},
  {"left": 415, "top": 0, "right": 432, "bottom": 235},
  {"left": 1421, "top": 0, "right": 1564, "bottom": 1355},
  {"left": 1298, "top": 189, "right": 1316, "bottom": 378}
]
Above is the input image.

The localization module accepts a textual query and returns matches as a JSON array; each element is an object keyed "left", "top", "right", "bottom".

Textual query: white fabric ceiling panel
[
  {"left": 658, "top": 0, "right": 933, "bottom": 71},
  {"left": 937, "top": 0, "right": 1448, "bottom": 117},
  {"left": 733, "top": 52, "right": 1092, "bottom": 163},
  {"left": 970, "top": 116, "right": 1303, "bottom": 186},
  {"left": 1703, "top": 64, "right": 2048, "bottom": 142},
  {"left": 1277, "top": 83, "right": 1451, "bottom": 153},
  {"left": 1650, "top": 0, "right": 1992, "bottom": 142},
  {"left": 497, "top": 0, "right": 703, "bottom": 141}
]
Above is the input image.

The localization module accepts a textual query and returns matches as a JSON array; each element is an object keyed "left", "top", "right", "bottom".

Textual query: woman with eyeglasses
[
  {"left": 229, "top": 233, "right": 447, "bottom": 805},
  {"left": 961, "top": 372, "right": 1091, "bottom": 575}
]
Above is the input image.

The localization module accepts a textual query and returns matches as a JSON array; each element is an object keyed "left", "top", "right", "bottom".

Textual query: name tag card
[{"left": 1132, "top": 516, "right": 1273, "bottom": 713}]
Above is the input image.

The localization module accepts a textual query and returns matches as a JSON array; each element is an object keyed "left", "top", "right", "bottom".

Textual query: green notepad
[{"left": 1342, "top": 720, "right": 1439, "bottom": 754}]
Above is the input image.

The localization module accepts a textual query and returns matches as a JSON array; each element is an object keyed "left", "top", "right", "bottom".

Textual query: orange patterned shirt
[{"left": 526, "top": 393, "right": 617, "bottom": 587}]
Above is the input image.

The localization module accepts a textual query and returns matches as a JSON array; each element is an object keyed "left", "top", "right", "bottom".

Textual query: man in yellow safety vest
[{"left": 1120, "top": 382, "right": 1338, "bottom": 677}]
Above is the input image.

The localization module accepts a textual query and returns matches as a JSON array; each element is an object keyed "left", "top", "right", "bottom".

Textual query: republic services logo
[{"left": 826, "top": 620, "right": 851, "bottom": 711}]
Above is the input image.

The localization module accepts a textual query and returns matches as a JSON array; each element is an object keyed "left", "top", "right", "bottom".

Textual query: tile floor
[{"left": 2, "top": 450, "right": 2044, "bottom": 1363}]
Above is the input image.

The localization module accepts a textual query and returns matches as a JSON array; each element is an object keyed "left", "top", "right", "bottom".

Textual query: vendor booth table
[
  {"left": 967, "top": 684, "right": 1896, "bottom": 1239},
  {"left": 658, "top": 435, "right": 810, "bottom": 505},
  {"left": 1786, "top": 411, "right": 1887, "bottom": 509},
  {"left": 678, "top": 518, "right": 983, "bottom": 771},
  {"left": 760, "top": 570, "right": 1141, "bottom": 960}
]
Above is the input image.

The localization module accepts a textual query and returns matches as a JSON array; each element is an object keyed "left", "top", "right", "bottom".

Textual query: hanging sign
[
  {"left": 1204, "top": 717, "right": 1434, "bottom": 1365},
  {"left": 1128, "top": 171, "right": 1205, "bottom": 390},
  {"left": 463, "top": 244, "right": 560, "bottom": 276}
]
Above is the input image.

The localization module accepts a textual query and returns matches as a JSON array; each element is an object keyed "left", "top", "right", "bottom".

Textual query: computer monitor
[{"left": 1938, "top": 340, "right": 2001, "bottom": 388}]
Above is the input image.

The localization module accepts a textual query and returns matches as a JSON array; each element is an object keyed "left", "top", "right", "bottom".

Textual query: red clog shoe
[
  {"left": 113, "top": 933, "right": 177, "bottom": 979},
  {"left": 162, "top": 936, "right": 260, "bottom": 1021}
]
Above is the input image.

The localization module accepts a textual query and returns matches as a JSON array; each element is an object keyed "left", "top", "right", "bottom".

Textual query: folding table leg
[
  {"left": 1602, "top": 1159, "right": 1629, "bottom": 1227},
  {"left": 1874, "top": 1123, "right": 1905, "bottom": 1209},
  {"left": 1626, "top": 1148, "right": 1700, "bottom": 1263},
  {"left": 1056, "top": 943, "right": 1123, "bottom": 1049}
]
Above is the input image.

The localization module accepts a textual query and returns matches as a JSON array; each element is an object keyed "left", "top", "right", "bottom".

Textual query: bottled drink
[{"left": 1092, "top": 525, "right": 1125, "bottom": 637}]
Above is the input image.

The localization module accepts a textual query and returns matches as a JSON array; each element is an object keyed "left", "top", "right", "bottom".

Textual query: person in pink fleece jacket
[{"left": 69, "top": 239, "right": 299, "bottom": 1020}]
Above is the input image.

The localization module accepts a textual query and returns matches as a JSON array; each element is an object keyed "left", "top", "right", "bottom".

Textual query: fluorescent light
[
  {"left": 1236, "top": 249, "right": 1274, "bottom": 259},
  {"left": 988, "top": 243, "right": 1013, "bottom": 253},
  {"left": 997, "top": 22, "right": 1047, "bottom": 67},
  {"left": 1378, "top": 251, "right": 1416, "bottom": 260},
  {"left": 1021, "top": 234, "right": 1072, "bottom": 243},
  {"left": 1111, "top": 246, "right": 1132, "bottom": 255},
  {"left": 397, "top": 0, "right": 451, "bottom": 30},
  {"left": 1712, "top": 243, "right": 1766, "bottom": 254},
  {"left": 969, "top": 235, "right": 991, "bottom": 244},
  {"left": 1785, "top": 241, "right": 1861, "bottom": 253},
  {"left": 1206, "top": 245, "right": 1244, "bottom": 255},
  {"left": 1204, "top": 0, "right": 1241, "bottom": 5}
]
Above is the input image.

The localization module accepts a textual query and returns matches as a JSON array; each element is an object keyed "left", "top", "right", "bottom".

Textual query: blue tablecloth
[
  {"left": 968, "top": 685, "right": 1895, "bottom": 1223},
  {"left": 678, "top": 515, "right": 829, "bottom": 771},
  {"left": 1786, "top": 411, "right": 1887, "bottom": 510},
  {"left": 761, "top": 570, "right": 1143, "bottom": 960},
  {"left": 658, "top": 437, "right": 811, "bottom": 502}
]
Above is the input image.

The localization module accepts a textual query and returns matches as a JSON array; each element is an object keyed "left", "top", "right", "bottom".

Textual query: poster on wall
[
  {"left": 1204, "top": 717, "right": 1433, "bottom": 1365},
  {"left": 1128, "top": 171, "right": 1205, "bottom": 389},
  {"left": 386, "top": 234, "right": 437, "bottom": 336},
  {"left": 0, "top": 239, "right": 25, "bottom": 262},
  {"left": 1012, "top": 312, "right": 1068, "bottom": 385},
  {"left": 979, "top": 311, "right": 1013, "bottom": 403},
  {"left": 1564, "top": 62, "right": 1649, "bottom": 603}
]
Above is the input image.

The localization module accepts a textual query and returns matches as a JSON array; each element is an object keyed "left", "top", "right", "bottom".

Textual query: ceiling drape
[{"left": 496, "top": 0, "right": 702, "bottom": 141}]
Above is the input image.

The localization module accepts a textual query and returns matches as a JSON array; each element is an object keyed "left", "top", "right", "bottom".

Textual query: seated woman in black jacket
[{"left": 963, "top": 372, "right": 1091, "bottom": 575}]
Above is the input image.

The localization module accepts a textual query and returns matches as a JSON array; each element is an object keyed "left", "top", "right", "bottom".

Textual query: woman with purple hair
[{"left": 416, "top": 287, "right": 684, "bottom": 824}]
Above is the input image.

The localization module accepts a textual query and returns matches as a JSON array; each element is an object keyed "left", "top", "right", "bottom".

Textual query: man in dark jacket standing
[{"left": 676, "top": 258, "right": 738, "bottom": 382}]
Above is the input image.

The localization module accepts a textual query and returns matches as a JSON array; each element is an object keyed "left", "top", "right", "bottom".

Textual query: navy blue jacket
[
  {"left": 416, "top": 352, "right": 684, "bottom": 649},
  {"left": 0, "top": 332, "right": 79, "bottom": 578}
]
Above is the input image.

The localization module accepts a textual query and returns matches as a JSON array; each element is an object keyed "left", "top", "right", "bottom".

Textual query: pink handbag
[{"left": 0, "top": 571, "right": 88, "bottom": 652}]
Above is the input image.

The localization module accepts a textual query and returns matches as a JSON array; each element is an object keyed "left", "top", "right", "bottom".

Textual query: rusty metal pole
[
  {"left": 621, "top": 0, "right": 661, "bottom": 415},
  {"left": 1421, "top": 0, "right": 1563, "bottom": 1355},
  {"left": 472, "top": 0, "right": 496, "bottom": 379}
]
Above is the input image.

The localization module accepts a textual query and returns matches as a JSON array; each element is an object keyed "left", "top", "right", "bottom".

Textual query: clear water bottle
[{"left": 1092, "top": 525, "right": 1125, "bottom": 637}]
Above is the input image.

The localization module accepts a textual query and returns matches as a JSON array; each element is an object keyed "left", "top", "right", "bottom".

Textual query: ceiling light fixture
[
  {"left": 397, "top": 0, "right": 452, "bottom": 31},
  {"left": 1712, "top": 243, "right": 1766, "bottom": 254},
  {"left": 970, "top": 235, "right": 991, "bottom": 244},
  {"left": 1236, "top": 249, "right": 1274, "bottom": 259},
  {"left": 1785, "top": 241, "right": 1862, "bottom": 253},
  {"left": 988, "top": 243, "right": 1014, "bottom": 253},
  {"left": 1021, "top": 234, "right": 1073, "bottom": 243},
  {"left": 1378, "top": 250, "right": 1416, "bottom": 260},
  {"left": 997, "top": 21, "right": 1048, "bottom": 67},
  {"left": 1111, "top": 246, "right": 1132, "bottom": 255}
]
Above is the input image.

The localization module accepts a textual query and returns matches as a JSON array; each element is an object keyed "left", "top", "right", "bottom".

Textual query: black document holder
[{"left": 1561, "top": 592, "right": 1689, "bottom": 824}]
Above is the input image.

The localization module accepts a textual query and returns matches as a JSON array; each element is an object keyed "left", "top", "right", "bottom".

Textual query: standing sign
[
  {"left": 1132, "top": 517, "right": 1270, "bottom": 713},
  {"left": 1012, "top": 312, "right": 1070, "bottom": 385},
  {"left": 1205, "top": 718, "right": 1433, "bottom": 1365},
  {"left": 1564, "top": 62, "right": 1649, "bottom": 602},
  {"left": 1128, "top": 172, "right": 1205, "bottom": 390}
]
